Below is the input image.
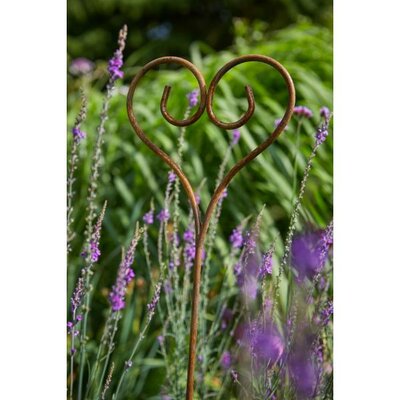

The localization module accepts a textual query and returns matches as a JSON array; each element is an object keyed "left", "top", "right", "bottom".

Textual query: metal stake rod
[{"left": 126, "top": 54, "right": 296, "bottom": 400}]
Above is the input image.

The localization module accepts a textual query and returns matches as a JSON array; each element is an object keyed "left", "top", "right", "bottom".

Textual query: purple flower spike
[
  {"left": 187, "top": 89, "right": 200, "bottom": 108},
  {"left": 315, "top": 126, "right": 329, "bottom": 145},
  {"left": 157, "top": 208, "right": 170, "bottom": 223},
  {"left": 220, "top": 351, "right": 232, "bottom": 369},
  {"left": 291, "top": 224, "right": 333, "bottom": 282},
  {"left": 109, "top": 231, "right": 139, "bottom": 312},
  {"left": 71, "top": 276, "right": 84, "bottom": 314},
  {"left": 289, "top": 354, "right": 318, "bottom": 399},
  {"left": 293, "top": 105, "right": 313, "bottom": 119},
  {"left": 143, "top": 210, "right": 154, "bottom": 225},
  {"left": 229, "top": 227, "right": 243, "bottom": 249},
  {"left": 88, "top": 203, "right": 107, "bottom": 263},
  {"left": 244, "top": 231, "right": 257, "bottom": 254},
  {"left": 244, "top": 322, "right": 284, "bottom": 366},
  {"left": 69, "top": 57, "right": 94, "bottom": 76},
  {"left": 320, "top": 301, "right": 333, "bottom": 326},
  {"left": 185, "top": 243, "right": 196, "bottom": 261},
  {"left": 90, "top": 240, "right": 101, "bottom": 262},
  {"left": 72, "top": 126, "right": 86, "bottom": 143},
  {"left": 232, "top": 129, "right": 240, "bottom": 145},
  {"left": 259, "top": 249, "right": 273, "bottom": 279},
  {"left": 168, "top": 171, "right": 176, "bottom": 183},
  {"left": 108, "top": 49, "right": 124, "bottom": 81},
  {"left": 320, "top": 106, "right": 330, "bottom": 121},
  {"left": 147, "top": 283, "right": 162, "bottom": 320},
  {"left": 183, "top": 228, "right": 195, "bottom": 243}
]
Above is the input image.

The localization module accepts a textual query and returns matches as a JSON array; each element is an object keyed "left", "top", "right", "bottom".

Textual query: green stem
[
  {"left": 112, "top": 317, "right": 152, "bottom": 399},
  {"left": 95, "top": 312, "right": 120, "bottom": 399},
  {"left": 292, "top": 118, "right": 303, "bottom": 200},
  {"left": 68, "top": 310, "right": 76, "bottom": 400}
]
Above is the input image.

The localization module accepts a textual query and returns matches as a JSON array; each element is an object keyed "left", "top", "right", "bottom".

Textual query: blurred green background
[
  {"left": 67, "top": 1, "right": 332, "bottom": 397},
  {"left": 68, "top": 0, "right": 332, "bottom": 63}
]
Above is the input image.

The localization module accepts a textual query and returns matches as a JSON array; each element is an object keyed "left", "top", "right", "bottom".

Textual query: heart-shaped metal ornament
[{"left": 126, "top": 54, "right": 295, "bottom": 399}]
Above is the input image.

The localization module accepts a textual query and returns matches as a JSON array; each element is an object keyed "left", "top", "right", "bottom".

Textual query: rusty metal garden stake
[{"left": 127, "top": 54, "right": 296, "bottom": 400}]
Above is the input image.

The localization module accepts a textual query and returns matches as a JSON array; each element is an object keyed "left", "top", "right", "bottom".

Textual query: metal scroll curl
[{"left": 126, "top": 54, "right": 296, "bottom": 400}]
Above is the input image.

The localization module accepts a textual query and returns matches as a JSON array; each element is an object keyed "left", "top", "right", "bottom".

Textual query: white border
[
  {"left": 335, "top": 0, "right": 400, "bottom": 398},
  {"left": 1, "top": 0, "right": 400, "bottom": 398},
  {"left": 0, "top": 1, "right": 66, "bottom": 398}
]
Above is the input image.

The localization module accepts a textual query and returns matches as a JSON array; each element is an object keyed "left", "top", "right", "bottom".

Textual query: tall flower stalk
[
  {"left": 91, "top": 224, "right": 143, "bottom": 398},
  {"left": 76, "top": 25, "right": 127, "bottom": 400},
  {"left": 272, "top": 109, "right": 332, "bottom": 319},
  {"left": 70, "top": 201, "right": 107, "bottom": 400},
  {"left": 67, "top": 90, "right": 87, "bottom": 252}
]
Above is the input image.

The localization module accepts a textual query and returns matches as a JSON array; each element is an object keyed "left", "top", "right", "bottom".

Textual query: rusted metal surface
[{"left": 126, "top": 54, "right": 296, "bottom": 400}]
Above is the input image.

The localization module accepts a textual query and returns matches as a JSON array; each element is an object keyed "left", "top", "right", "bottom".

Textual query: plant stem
[{"left": 292, "top": 118, "right": 303, "bottom": 200}]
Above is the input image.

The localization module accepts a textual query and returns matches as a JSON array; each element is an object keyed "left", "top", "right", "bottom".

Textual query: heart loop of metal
[{"left": 126, "top": 54, "right": 296, "bottom": 400}]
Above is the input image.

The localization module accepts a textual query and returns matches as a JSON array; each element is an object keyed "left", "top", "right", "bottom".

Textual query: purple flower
[
  {"left": 168, "top": 171, "right": 176, "bottom": 183},
  {"left": 69, "top": 57, "right": 94, "bottom": 76},
  {"left": 143, "top": 210, "right": 154, "bottom": 225},
  {"left": 194, "top": 192, "right": 201, "bottom": 205},
  {"left": 72, "top": 126, "right": 86, "bottom": 142},
  {"left": 253, "top": 327, "right": 284, "bottom": 365},
  {"left": 185, "top": 243, "right": 196, "bottom": 261},
  {"left": 289, "top": 353, "right": 319, "bottom": 399},
  {"left": 232, "top": 129, "right": 240, "bottom": 145},
  {"left": 243, "top": 231, "right": 257, "bottom": 255},
  {"left": 293, "top": 105, "right": 313, "bottom": 119},
  {"left": 187, "top": 89, "right": 199, "bottom": 108},
  {"left": 164, "top": 279, "right": 172, "bottom": 294},
  {"left": 320, "top": 301, "right": 333, "bottom": 326},
  {"left": 88, "top": 204, "right": 106, "bottom": 263},
  {"left": 125, "top": 360, "right": 133, "bottom": 369},
  {"left": 147, "top": 283, "right": 161, "bottom": 320},
  {"left": 109, "top": 234, "right": 138, "bottom": 312},
  {"left": 183, "top": 228, "right": 195, "bottom": 243},
  {"left": 259, "top": 249, "right": 273, "bottom": 279},
  {"left": 90, "top": 240, "right": 101, "bottom": 262},
  {"left": 291, "top": 225, "right": 333, "bottom": 282},
  {"left": 108, "top": 49, "right": 124, "bottom": 81},
  {"left": 229, "top": 227, "right": 243, "bottom": 249},
  {"left": 71, "top": 276, "right": 84, "bottom": 314},
  {"left": 320, "top": 106, "right": 330, "bottom": 121},
  {"left": 125, "top": 267, "right": 135, "bottom": 283},
  {"left": 157, "top": 208, "right": 170, "bottom": 222},
  {"left": 315, "top": 125, "right": 329, "bottom": 145},
  {"left": 243, "top": 321, "right": 284, "bottom": 366},
  {"left": 220, "top": 351, "right": 232, "bottom": 369}
]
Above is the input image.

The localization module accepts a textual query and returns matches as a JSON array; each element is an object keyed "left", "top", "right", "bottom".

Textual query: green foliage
[{"left": 67, "top": 0, "right": 332, "bottom": 63}]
